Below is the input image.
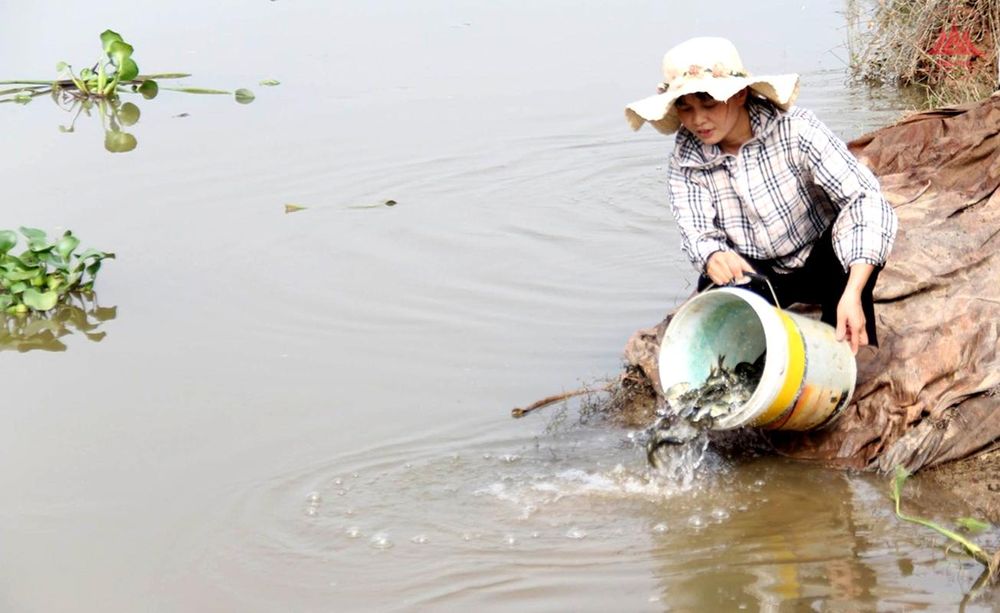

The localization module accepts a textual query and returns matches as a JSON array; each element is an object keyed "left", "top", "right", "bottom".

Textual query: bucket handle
[{"left": 705, "top": 272, "right": 783, "bottom": 310}]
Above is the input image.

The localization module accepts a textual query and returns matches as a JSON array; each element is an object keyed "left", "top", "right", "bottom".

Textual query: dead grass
[{"left": 847, "top": 0, "right": 999, "bottom": 107}]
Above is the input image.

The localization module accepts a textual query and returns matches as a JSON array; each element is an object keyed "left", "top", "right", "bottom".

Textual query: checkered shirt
[{"left": 666, "top": 101, "right": 897, "bottom": 273}]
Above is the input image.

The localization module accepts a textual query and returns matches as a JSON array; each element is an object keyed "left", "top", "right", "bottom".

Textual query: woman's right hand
[{"left": 706, "top": 251, "right": 755, "bottom": 285}]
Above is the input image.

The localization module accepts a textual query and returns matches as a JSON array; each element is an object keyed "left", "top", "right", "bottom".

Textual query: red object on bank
[{"left": 928, "top": 26, "right": 984, "bottom": 68}]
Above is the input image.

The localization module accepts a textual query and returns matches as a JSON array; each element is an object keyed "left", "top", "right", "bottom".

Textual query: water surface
[{"left": 2, "top": 2, "right": 996, "bottom": 611}]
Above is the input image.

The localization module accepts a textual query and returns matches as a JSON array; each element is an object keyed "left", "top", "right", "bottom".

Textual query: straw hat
[{"left": 625, "top": 37, "right": 800, "bottom": 135}]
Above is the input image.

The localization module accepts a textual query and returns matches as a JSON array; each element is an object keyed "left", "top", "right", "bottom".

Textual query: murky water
[{"left": 2, "top": 1, "right": 997, "bottom": 611}]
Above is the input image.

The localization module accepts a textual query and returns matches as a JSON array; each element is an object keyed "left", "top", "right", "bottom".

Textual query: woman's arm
[{"left": 836, "top": 263, "right": 874, "bottom": 354}]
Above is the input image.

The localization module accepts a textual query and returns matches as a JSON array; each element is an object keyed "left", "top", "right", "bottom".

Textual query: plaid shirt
[{"left": 666, "top": 102, "right": 897, "bottom": 273}]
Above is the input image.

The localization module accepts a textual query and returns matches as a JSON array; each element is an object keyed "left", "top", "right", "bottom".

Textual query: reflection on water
[{"left": 0, "top": 291, "right": 115, "bottom": 352}]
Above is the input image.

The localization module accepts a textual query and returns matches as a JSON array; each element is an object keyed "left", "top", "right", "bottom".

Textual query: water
[{"left": 1, "top": 1, "right": 997, "bottom": 611}]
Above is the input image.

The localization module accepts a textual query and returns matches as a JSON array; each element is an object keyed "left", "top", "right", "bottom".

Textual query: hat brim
[{"left": 625, "top": 74, "right": 800, "bottom": 135}]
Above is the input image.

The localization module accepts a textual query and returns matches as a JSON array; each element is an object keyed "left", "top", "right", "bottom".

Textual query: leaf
[
  {"left": 22, "top": 288, "right": 59, "bottom": 311},
  {"left": 0, "top": 230, "right": 16, "bottom": 255},
  {"left": 284, "top": 204, "right": 307, "bottom": 214},
  {"left": 259, "top": 79, "right": 280, "bottom": 86},
  {"left": 100, "top": 29, "right": 124, "bottom": 55},
  {"left": 234, "top": 88, "right": 255, "bottom": 104},
  {"left": 0, "top": 294, "right": 11, "bottom": 310},
  {"left": 956, "top": 517, "right": 991, "bottom": 534},
  {"left": 13, "top": 92, "right": 32, "bottom": 105},
  {"left": 118, "top": 102, "right": 140, "bottom": 126},
  {"left": 137, "top": 79, "right": 158, "bottom": 99},
  {"left": 56, "top": 61, "right": 69, "bottom": 73},
  {"left": 137, "top": 72, "right": 191, "bottom": 79},
  {"left": 104, "top": 130, "right": 137, "bottom": 153},
  {"left": 117, "top": 57, "right": 139, "bottom": 82},
  {"left": 19, "top": 227, "right": 46, "bottom": 242},
  {"left": 163, "top": 86, "right": 230, "bottom": 95},
  {"left": 108, "top": 40, "right": 135, "bottom": 68},
  {"left": 55, "top": 233, "right": 79, "bottom": 259}
]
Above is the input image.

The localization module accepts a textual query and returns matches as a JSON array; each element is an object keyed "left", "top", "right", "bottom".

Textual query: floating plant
[{"left": 0, "top": 30, "right": 267, "bottom": 153}]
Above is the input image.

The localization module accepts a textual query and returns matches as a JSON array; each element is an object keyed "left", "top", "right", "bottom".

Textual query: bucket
[{"left": 657, "top": 287, "right": 856, "bottom": 431}]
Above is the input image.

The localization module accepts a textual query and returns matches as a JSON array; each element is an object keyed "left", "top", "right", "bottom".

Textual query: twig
[{"left": 511, "top": 382, "right": 615, "bottom": 418}]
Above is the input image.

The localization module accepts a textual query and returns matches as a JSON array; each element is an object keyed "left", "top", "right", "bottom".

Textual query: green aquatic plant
[
  {"left": 0, "top": 228, "right": 114, "bottom": 314},
  {"left": 0, "top": 30, "right": 261, "bottom": 107},
  {"left": 890, "top": 466, "right": 999, "bottom": 591},
  {"left": 0, "top": 292, "right": 116, "bottom": 352}
]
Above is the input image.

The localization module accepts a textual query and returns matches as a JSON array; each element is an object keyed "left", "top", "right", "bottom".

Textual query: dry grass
[{"left": 847, "top": 0, "right": 999, "bottom": 107}]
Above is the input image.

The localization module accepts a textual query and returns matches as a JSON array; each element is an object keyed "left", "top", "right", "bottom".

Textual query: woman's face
[{"left": 674, "top": 90, "right": 748, "bottom": 147}]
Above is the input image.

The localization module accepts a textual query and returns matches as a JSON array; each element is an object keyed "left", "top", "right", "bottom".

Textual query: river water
[{"left": 2, "top": 1, "right": 997, "bottom": 611}]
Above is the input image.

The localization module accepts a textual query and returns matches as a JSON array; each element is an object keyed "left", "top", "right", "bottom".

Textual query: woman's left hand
[{"left": 836, "top": 263, "right": 876, "bottom": 354}]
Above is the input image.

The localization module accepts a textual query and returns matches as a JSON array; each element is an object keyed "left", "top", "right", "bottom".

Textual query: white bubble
[
  {"left": 530, "top": 531, "right": 540, "bottom": 539},
  {"left": 333, "top": 478, "right": 343, "bottom": 486},
  {"left": 404, "top": 463, "right": 413, "bottom": 469},
  {"left": 411, "top": 534, "right": 429, "bottom": 544},
  {"left": 652, "top": 522, "right": 669, "bottom": 534},
  {"left": 462, "top": 532, "right": 474, "bottom": 541},
  {"left": 351, "top": 472, "right": 360, "bottom": 478},
  {"left": 711, "top": 508, "right": 730, "bottom": 521},
  {"left": 306, "top": 491, "right": 322, "bottom": 504},
  {"left": 688, "top": 516, "right": 705, "bottom": 529},
  {"left": 345, "top": 526, "right": 361, "bottom": 539},
  {"left": 503, "top": 534, "right": 517, "bottom": 546},
  {"left": 501, "top": 454, "right": 520, "bottom": 463},
  {"left": 304, "top": 505, "right": 319, "bottom": 517},
  {"left": 565, "top": 528, "right": 587, "bottom": 540},
  {"left": 369, "top": 532, "right": 393, "bottom": 550},
  {"left": 482, "top": 453, "right": 492, "bottom": 460},
  {"left": 345, "top": 508, "right": 355, "bottom": 516},
  {"left": 336, "top": 489, "right": 348, "bottom": 496},
  {"left": 753, "top": 479, "right": 765, "bottom": 487}
]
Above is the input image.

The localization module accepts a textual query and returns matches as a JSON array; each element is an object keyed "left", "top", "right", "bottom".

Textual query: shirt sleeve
[
  {"left": 798, "top": 113, "right": 898, "bottom": 270},
  {"left": 666, "top": 159, "right": 729, "bottom": 272}
]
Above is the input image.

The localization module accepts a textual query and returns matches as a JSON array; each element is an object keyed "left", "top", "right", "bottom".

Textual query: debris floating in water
[{"left": 645, "top": 352, "right": 765, "bottom": 468}]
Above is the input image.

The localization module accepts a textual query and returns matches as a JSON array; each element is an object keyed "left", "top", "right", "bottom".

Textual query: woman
[{"left": 625, "top": 37, "right": 897, "bottom": 354}]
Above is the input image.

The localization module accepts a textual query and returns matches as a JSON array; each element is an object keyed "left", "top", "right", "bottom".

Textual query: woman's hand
[
  {"left": 706, "top": 251, "right": 755, "bottom": 285},
  {"left": 836, "top": 263, "right": 875, "bottom": 354}
]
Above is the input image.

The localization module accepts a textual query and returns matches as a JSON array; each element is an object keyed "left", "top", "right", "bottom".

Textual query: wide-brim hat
[{"left": 625, "top": 37, "right": 800, "bottom": 135}]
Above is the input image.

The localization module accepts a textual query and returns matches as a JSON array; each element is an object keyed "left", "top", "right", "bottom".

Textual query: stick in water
[{"left": 511, "top": 383, "right": 614, "bottom": 418}]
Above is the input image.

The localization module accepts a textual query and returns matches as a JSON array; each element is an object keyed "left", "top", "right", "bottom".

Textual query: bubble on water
[
  {"left": 345, "top": 526, "right": 361, "bottom": 539},
  {"left": 449, "top": 453, "right": 460, "bottom": 462},
  {"left": 530, "top": 531, "right": 540, "bottom": 539},
  {"left": 351, "top": 472, "right": 359, "bottom": 479},
  {"left": 369, "top": 532, "right": 393, "bottom": 550},
  {"left": 306, "top": 491, "right": 322, "bottom": 504},
  {"left": 753, "top": 479, "right": 765, "bottom": 488},
  {"left": 404, "top": 463, "right": 413, "bottom": 469},
  {"left": 711, "top": 508, "right": 730, "bottom": 521},
  {"left": 333, "top": 478, "right": 343, "bottom": 486},
  {"left": 304, "top": 505, "right": 319, "bottom": 517},
  {"left": 411, "top": 534, "right": 429, "bottom": 544},
  {"left": 501, "top": 454, "right": 520, "bottom": 463},
  {"left": 688, "top": 515, "right": 706, "bottom": 529},
  {"left": 336, "top": 489, "right": 348, "bottom": 497},
  {"left": 652, "top": 522, "right": 669, "bottom": 534},
  {"left": 737, "top": 504, "right": 749, "bottom": 512},
  {"left": 503, "top": 534, "right": 517, "bottom": 546},
  {"left": 462, "top": 532, "right": 474, "bottom": 541},
  {"left": 482, "top": 453, "right": 492, "bottom": 460},
  {"left": 565, "top": 527, "right": 587, "bottom": 540},
  {"left": 649, "top": 595, "right": 662, "bottom": 603},
  {"left": 345, "top": 508, "right": 355, "bottom": 516}
]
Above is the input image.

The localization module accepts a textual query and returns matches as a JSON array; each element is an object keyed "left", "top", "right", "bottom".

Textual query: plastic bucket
[{"left": 657, "top": 287, "right": 856, "bottom": 431}]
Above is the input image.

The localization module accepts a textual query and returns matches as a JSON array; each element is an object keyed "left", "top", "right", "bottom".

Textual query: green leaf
[
  {"left": 137, "top": 72, "right": 191, "bottom": 79},
  {"left": 0, "top": 230, "right": 16, "bottom": 255},
  {"left": 104, "top": 130, "right": 137, "bottom": 153},
  {"left": 118, "top": 102, "right": 140, "bottom": 126},
  {"left": 162, "top": 86, "right": 230, "bottom": 95},
  {"left": 4, "top": 269, "right": 39, "bottom": 282},
  {"left": 9, "top": 281, "right": 27, "bottom": 294},
  {"left": 259, "top": 79, "right": 280, "bottom": 86},
  {"left": 85, "top": 260, "right": 102, "bottom": 278},
  {"left": 22, "top": 288, "right": 59, "bottom": 311},
  {"left": 55, "top": 233, "right": 79, "bottom": 259},
  {"left": 117, "top": 57, "right": 139, "bottom": 82},
  {"left": 956, "top": 517, "right": 991, "bottom": 534},
  {"left": 234, "top": 88, "right": 255, "bottom": 104},
  {"left": 19, "top": 227, "right": 46, "bottom": 242},
  {"left": 137, "top": 79, "right": 158, "bottom": 99},
  {"left": 56, "top": 61, "right": 69, "bottom": 73},
  {"left": 0, "top": 294, "right": 11, "bottom": 310},
  {"left": 100, "top": 30, "right": 125, "bottom": 55}
]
